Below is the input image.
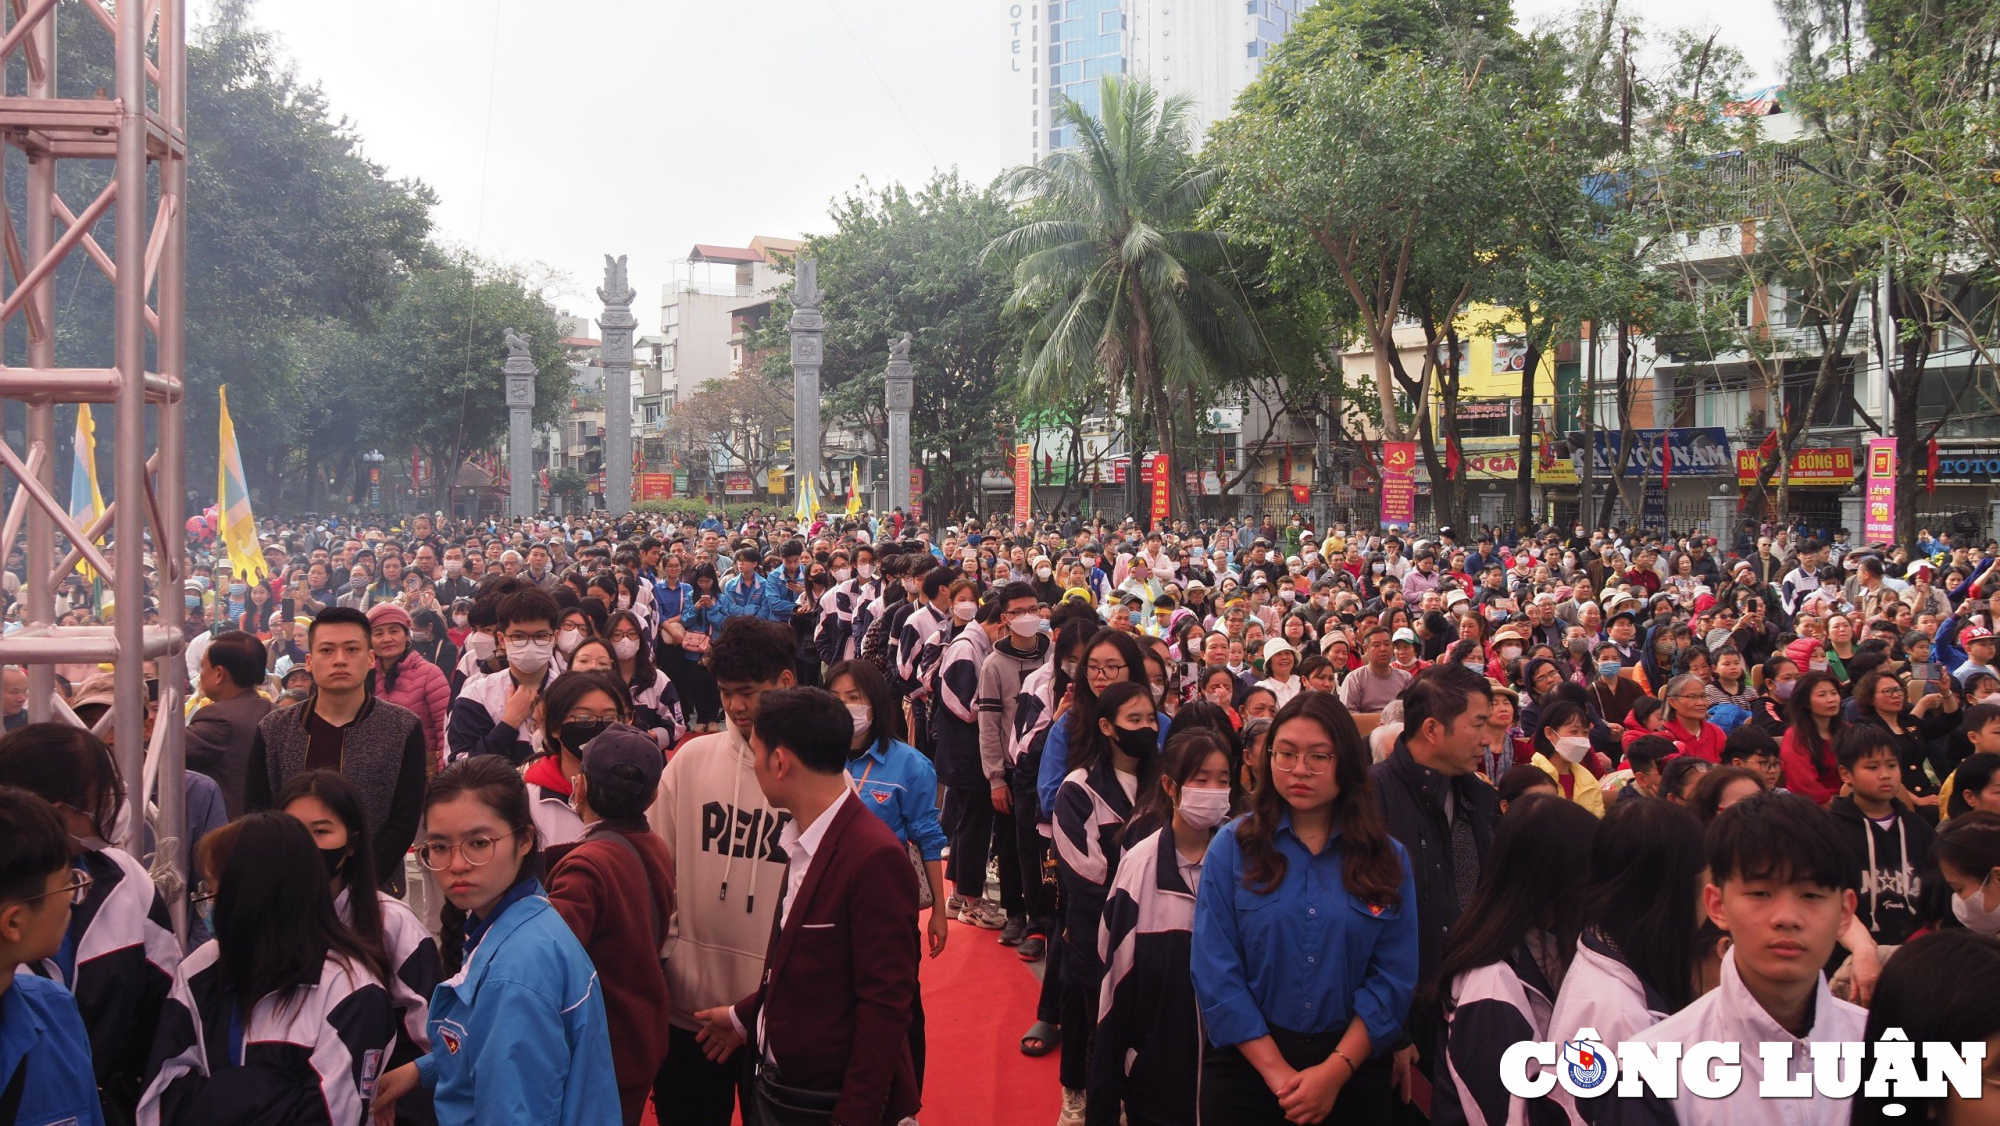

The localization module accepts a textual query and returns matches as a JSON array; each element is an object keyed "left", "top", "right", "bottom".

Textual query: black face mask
[
  {"left": 1112, "top": 725, "right": 1157, "bottom": 761},
  {"left": 320, "top": 845, "right": 347, "bottom": 878},
  {"left": 559, "top": 719, "right": 612, "bottom": 757}
]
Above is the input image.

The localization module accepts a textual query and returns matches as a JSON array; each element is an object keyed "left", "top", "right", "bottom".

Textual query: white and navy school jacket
[
  {"left": 29, "top": 843, "right": 179, "bottom": 1123},
  {"left": 1087, "top": 826, "right": 1201, "bottom": 1126},
  {"left": 898, "top": 604, "right": 950, "bottom": 698},
  {"left": 445, "top": 663, "right": 560, "bottom": 765},
  {"left": 932, "top": 624, "right": 991, "bottom": 789},
  {"left": 1053, "top": 758, "right": 1137, "bottom": 985},
  {"left": 1434, "top": 940, "right": 1568, "bottom": 1126},
  {"left": 137, "top": 944, "right": 397, "bottom": 1126},
  {"left": 1545, "top": 929, "right": 1672, "bottom": 1126},
  {"left": 628, "top": 667, "right": 684, "bottom": 743},
  {"left": 814, "top": 577, "right": 880, "bottom": 664},
  {"left": 1010, "top": 661, "right": 1059, "bottom": 773},
  {"left": 336, "top": 888, "right": 440, "bottom": 1057}
]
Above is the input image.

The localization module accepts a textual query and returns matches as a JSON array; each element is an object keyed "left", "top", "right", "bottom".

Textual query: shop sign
[
  {"left": 1735, "top": 446, "right": 1854, "bottom": 487},
  {"left": 724, "top": 472, "right": 753, "bottom": 495},
  {"left": 1913, "top": 451, "right": 2000, "bottom": 486},
  {"left": 1565, "top": 427, "right": 1733, "bottom": 477}
]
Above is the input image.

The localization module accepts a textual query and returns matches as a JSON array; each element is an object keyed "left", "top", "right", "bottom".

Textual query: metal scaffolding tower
[{"left": 0, "top": 0, "right": 189, "bottom": 914}]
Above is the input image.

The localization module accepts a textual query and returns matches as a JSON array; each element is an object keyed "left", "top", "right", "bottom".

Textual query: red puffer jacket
[{"left": 370, "top": 651, "right": 450, "bottom": 765}]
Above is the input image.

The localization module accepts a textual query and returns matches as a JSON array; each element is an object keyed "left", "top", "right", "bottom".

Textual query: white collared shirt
[
  {"left": 739, "top": 787, "right": 857, "bottom": 1068},
  {"left": 1618, "top": 947, "right": 1865, "bottom": 1126}
]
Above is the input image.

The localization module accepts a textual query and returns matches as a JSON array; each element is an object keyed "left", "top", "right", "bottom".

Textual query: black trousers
[
  {"left": 653, "top": 1024, "right": 742, "bottom": 1126},
  {"left": 941, "top": 783, "right": 1024, "bottom": 910},
  {"left": 1036, "top": 933, "right": 1063, "bottom": 1024},
  {"left": 1199, "top": 1027, "right": 1392, "bottom": 1126},
  {"left": 1059, "top": 976, "right": 1096, "bottom": 1092},
  {"left": 1010, "top": 760, "right": 1055, "bottom": 935}
]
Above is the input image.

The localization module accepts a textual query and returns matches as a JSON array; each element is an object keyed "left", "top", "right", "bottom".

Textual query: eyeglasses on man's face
[{"left": 17, "top": 868, "right": 92, "bottom": 908}]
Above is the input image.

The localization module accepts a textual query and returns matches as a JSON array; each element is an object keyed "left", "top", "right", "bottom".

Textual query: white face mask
[
  {"left": 1036, "top": 567, "right": 1053, "bottom": 581},
  {"left": 856, "top": 563, "right": 873, "bottom": 580},
  {"left": 1499, "top": 645, "right": 1522, "bottom": 661},
  {"left": 1952, "top": 873, "right": 2000, "bottom": 935},
  {"left": 1009, "top": 614, "right": 1043, "bottom": 638},
  {"left": 453, "top": 612, "right": 470, "bottom": 628},
  {"left": 617, "top": 594, "right": 632, "bottom": 609},
  {"left": 846, "top": 702, "right": 872, "bottom": 736},
  {"left": 444, "top": 559, "right": 463, "bottom": 576},
  {"left": 833, "top": 568, "right": 852, "bottom": 583},
  {"left": 466, "top": 632, "right": 496, "bottom": 661},
  {"left": 952, "top": 601, "right": 978, "bottom": 622},
  {"left": 508, "top": 637, "right": 553, "bottom": 673},
  {"left": 1177, "top": 785, "right": 1232, "bottom": 831},
  {"left": 613, "top": 637, "right": 642, "bottom": 661},
  {"left": 1809, "top": 658, "right": 1830, "bottom": 672},
  {"left": 556, "top": 627, "right": 583, "bottom": 655},
  {"left": 1554, "top": 735, "right": 1592, "bottom": 764}
]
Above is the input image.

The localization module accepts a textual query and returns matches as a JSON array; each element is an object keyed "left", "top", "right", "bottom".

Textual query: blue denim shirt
[{"left": 1191, "top": 813, "right": 1419, "bottom": 1051}]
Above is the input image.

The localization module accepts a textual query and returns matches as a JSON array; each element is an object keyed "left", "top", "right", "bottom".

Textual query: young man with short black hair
[
  {"left": 649, "top": 616, "right": 798, "bottom": 1126},
  {"left": 1612, "top": 791, "right": 1865, "bottom": 1126},
  {"left": 1721, "top": 726, "right": 1785, "bottom": 791},
  {"left": 692, "top": 687, "right": 921, "bottom": 1126},
  {"left": 244, "top": 605, "right": 427, "bottom": 884},
  {"left": 1829, "top": 729, "right": 1935, "bottom": 948},
  {"left": 0, "top": 785, "right": 102, "bottom": 1126},
  {"left": 446, "top": 586, "right": 563, "bottom": 763}
]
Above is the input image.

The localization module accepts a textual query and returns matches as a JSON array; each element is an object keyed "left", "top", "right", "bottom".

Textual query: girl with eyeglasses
[
  {"left": 523, "top": 672, "right": 634, "bottom": 849},
  {"left": 1051, "top": 680, "right": 1161, "bottom": 1124},
  {"left": 371, "top": 756, "right": 617, "bottom": 1126},
  {"left": 1191, "top": 692, "right": 1416, "bottom": 1125},
  {"left": 0, "top": 723, "right": 180, "bottom": 1126},
  {"left": 139, "top": 812, "right": 397, "bottom": 1126}
]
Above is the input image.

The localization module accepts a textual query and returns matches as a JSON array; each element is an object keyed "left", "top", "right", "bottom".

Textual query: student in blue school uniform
[{"left": 0, "top": 785, "right": 105, "bottom": 1126}]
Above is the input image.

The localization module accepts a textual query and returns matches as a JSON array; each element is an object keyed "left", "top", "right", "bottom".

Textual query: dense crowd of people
[{"left": 2, "top": 505, "right": 1999, "bottom": 1126}]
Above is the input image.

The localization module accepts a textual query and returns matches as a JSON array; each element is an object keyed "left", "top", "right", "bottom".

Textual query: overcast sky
[{"left": 199, "top": 0, "right": 1787, "bottom": 336}]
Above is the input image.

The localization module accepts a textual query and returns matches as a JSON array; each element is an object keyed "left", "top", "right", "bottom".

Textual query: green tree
[
  {"left": 748, "top": 172, "right": 1021, "bottom": 519},
  {"left": 985, "top": 76, "right": 1259, "bottom": 522},
  {"left": 362, "top": 257, "right": 572, "bottom": 510}
]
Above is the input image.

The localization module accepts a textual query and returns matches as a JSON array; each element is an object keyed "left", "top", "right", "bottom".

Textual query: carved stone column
[
  {"left": 790, "top": 259, "right": 824, "bottom": 509},
  {"left": 598, "top": 255, "right": 636, "bottom": 516},
  {"left": 886, "top": 333, "right": 912, "bottom": 514},
  {"left": 504, "top": 329, "right": 536, "bottom": 518}
]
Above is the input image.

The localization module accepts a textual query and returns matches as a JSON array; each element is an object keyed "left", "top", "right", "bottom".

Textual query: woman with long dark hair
[
  {"left": 1851, "top": 929, "right": 2000, "bottom": 1126},
  {"left": 1546, "top": 797, "right": 1707, "bottom": 1124},
  {"left": 138, "top": 812, "right": 396, "bottom": 1126},
  {"left": 1089, "top": 728, "right": 1239, "bottom": 1126},
  {"left": 1034, "top": 630, "right": 1156, "bottom": 819},
  {"left": 1851, "top": 666, "right": 1955, "bottom": 814},
  {"left": 277, "top": 770, "right": 441, "bottom": 1090},
  {"left": 370, "top": 756, "right": 617, "bottom": 1126},
  {"left": 1192, "top": 693, "right": 1416, "bottom": 1125},
  {"left": 0, "top": 723, "right": 179, "bottom": 1125},
  {"left": 1051, "top": 679, "right": 1161, "bottom": 1122},
  {"left": 677, "top": 562, "right": 727, "bottom": 730},
  {"left": 825, "top": 658, "right": 949, "bottom": 955},
  {"left": 1429, "top": 793, "right": 1600, "bottom": 1126},
  {"left": 606, "top": 609, "right": 682, "bottom": 745},
  {"left": 1781, "top": 670, "right": 1846, "bottom": 804}
]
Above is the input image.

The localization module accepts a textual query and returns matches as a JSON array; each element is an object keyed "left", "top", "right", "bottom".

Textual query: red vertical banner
[
  {"left": 1013, "top": 442, "right": 1033, "bottom": 530},
  {"left": 909, "top": 467, "right": 925, "bottom": 517},
  {"left": 1149, "top": 453, "right": 1171, "bottom": 531},
  {"left": 1380, "top": 441, "right": 1416, "bottom": 529}
]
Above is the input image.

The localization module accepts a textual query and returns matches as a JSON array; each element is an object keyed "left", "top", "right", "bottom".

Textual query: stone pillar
[
  {"left": 598, "top": 255, "right": 637, "bottom": 516},
  {"left": 790, "top": 259, "right": 824, "bottom": 508},
  {"left": 1710, "top": 492, "right": 1737, "bottom": 540},
  {"left": 1842, "top": 490, "right": 1866, "bottom": 541},
  {"left": 885, "top": 333, "right": 912, "bottom": 514},
  {"left": 504, "top": 329, "right": 536, "bottom": 518}
]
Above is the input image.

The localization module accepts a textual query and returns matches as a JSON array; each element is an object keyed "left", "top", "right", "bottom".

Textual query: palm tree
[{"left": 984, "top": 76, "right": 1258, "bottom": 522}]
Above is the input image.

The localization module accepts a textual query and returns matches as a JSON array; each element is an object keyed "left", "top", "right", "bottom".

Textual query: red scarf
[{"left": 523, "top": 754, "right": 572, "bottom": 797}]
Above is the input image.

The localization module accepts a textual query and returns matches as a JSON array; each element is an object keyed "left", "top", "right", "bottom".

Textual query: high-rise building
[{"left": 1002, "top": 0, "right": 1314, "bottom": 167}]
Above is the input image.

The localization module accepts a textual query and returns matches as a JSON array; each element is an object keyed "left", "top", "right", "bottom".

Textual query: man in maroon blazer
[{"left": 694, "top": 686, "right": 922, "bottom": 1126}]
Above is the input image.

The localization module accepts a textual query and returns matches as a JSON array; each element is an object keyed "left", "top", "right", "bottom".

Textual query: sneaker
[
  {"left": 1017, "top": 935, "right": 1047, "bottom": 961},
  {"left": 998, "top": 915, "right": 1028, "bottom": 945},
  {"left": 1058, "top": 1087, "right": 1086, "bottom": 1126},
  {"left": 966, "top": 901, "right": 1008, "bottom": 930},
  {"left": 944, "top": 895, "right": 967, "bottom": 921}
]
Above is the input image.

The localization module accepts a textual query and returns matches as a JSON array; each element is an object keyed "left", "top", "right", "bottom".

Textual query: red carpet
[{"left": 642, "top": 915, "right": 1058, "bottom": 1126}]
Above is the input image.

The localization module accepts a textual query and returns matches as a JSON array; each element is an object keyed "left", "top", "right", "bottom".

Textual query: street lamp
[{"left": 363, "top": 449, "right": 385, "bottom": 510}]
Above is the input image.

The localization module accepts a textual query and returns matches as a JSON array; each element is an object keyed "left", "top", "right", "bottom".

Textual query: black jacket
[
  {"left": 1370, "top": 740, "right": 1500, "bottom": 992},
  {"left": 1827, "top": 796, "right": 1936, "bottom": 946}
]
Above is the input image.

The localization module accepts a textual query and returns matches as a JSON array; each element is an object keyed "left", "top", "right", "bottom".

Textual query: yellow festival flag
[
  {"left": 216, "top": 386, "right": 269, "bottom": 586},
  {"left": 846, "top": 462, "right": 863, "bottom": 517},
  {"left": 69, "top": 405, "right": 106, "bottom": 581}
]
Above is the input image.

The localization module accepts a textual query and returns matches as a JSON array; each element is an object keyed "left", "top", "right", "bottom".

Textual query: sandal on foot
[{"left": 1020, "top": 1020, "right": 1061, "bottom": 1057}]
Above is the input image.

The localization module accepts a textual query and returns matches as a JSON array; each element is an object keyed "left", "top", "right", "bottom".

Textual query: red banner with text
[
  {"left": 1014, "top": 443, "right": 1033, "bottom": 529},
  {"left": 1149, "top": 454, "right": 1171, "bottom": 530},
  {"left": 1380, "top": 442, "right": 1416, "bottom": 529}
]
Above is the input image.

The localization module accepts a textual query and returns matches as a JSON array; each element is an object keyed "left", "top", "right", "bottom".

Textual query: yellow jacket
[{"left": 1532, "top": 751, "right": 1606, "bottom": 817}]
